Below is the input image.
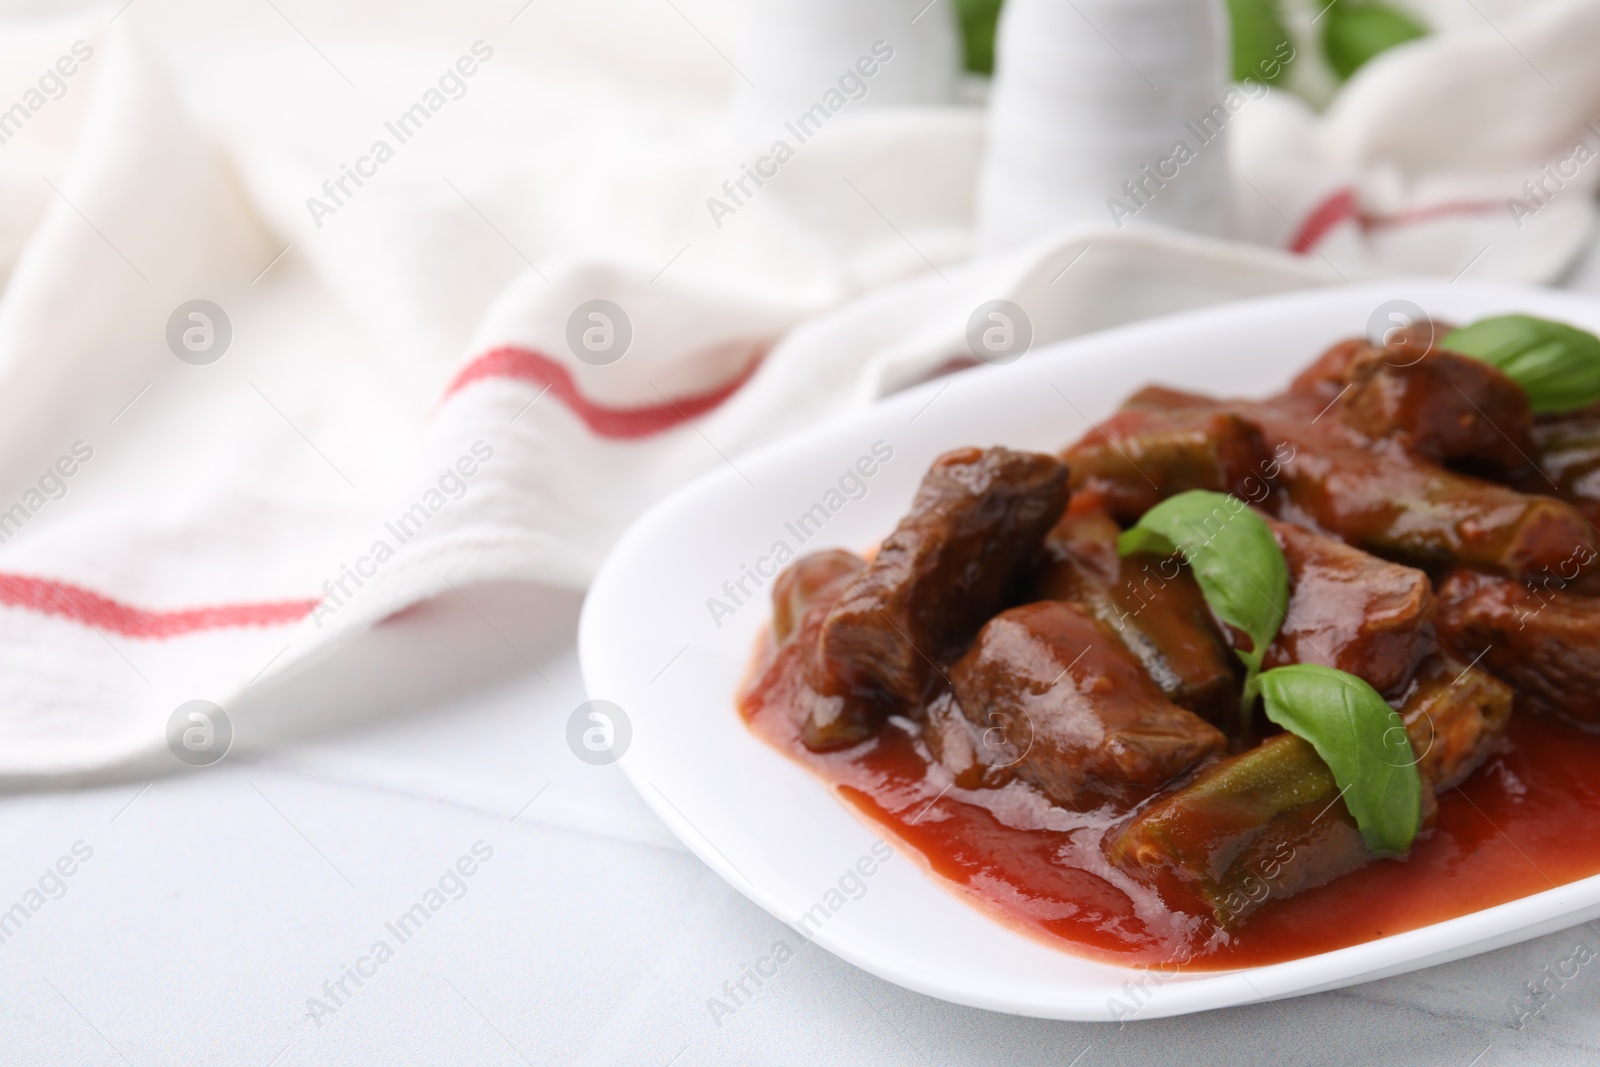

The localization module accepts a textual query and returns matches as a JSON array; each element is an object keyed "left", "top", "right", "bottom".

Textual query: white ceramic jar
[{"left": 977, "top": 0, "right": 1234, "bottom": 251}]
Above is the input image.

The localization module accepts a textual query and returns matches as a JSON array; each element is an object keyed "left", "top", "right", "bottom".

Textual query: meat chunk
[
  {"left": 1108, "top": 732, "right": 1369, "bottom": 927},
  {"left": 803, "top": 447, "right": 1069, "bottom": 751},
  {"left": 1263, "top": 517, "right": 1436, "bottom": 696},
  {"left": 772, "top": 550, "right": 864, "bottom": 644},
  {"left": 1287, "top": 324, "right": 1453, "bottom": 403},
  {"left": 1087, "top": 383, "right": 1585, "bottom": 580},
  {"left": 1063, "top": 405, "right": 1266, "bottom": 523},
  {"left": 949, "top": 601, "right": 1227, "bottom": 810},
  {"left": 1244, "top": 399, "right": 1595, "bottom": 579},
  {"left": 1288, "top": 338, "right": 1375, "bottom": 402},
  {"left": 923, "top": 691, "right": 1011, "bottom": 791},
  {"left": 1437, "top": 567, "right": 1600, "bottom": 724},
  {"left": 1032, "top": 503, "right": 1240, "bottom": 724},
  {"left": 1338, "top": 346, "right": 1537, "bottom": 478},
  {"left": 1123, "top": 385, "right": 1228, "bottom": 412},
  {"left": 1394, "top": 654, "right": 1512, "bottom": 792},
  {"left": 1531, "top": 414, "right": 1600, "bottom": 527}
]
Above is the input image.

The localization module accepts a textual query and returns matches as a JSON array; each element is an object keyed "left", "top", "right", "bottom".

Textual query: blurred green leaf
[
  {"left": 956, "top": 0, "right": 1003, "bottom": 76},
  {"left": 1322, "top": 1, "right": 1427, "bottom": 81},
  {"left": 1227, "top": 0, "right": 1294, "bottom": 85},
  {"left": 1444, "top": 314, "right": 1600, "bottom": 414}
]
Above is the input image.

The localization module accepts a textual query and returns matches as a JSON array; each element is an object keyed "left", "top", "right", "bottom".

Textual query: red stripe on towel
[
  {"left": 443, "top": 344, "right": 762, "bottom": 439},
  {"left": 1, "top": 344, "right": 765, "bottom": 637},
  {"left": 1290, "top": 188, "right": 1362, "bottom": 254},
  {"left": 1290, "top": 187, "right": 1503, "bottom": 255},
  {"left": 0, "top": 572, "right": 317, "bottom": 638}
]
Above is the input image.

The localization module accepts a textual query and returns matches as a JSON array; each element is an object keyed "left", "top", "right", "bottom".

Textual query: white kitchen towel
[{"left": 0, "top": 0, "right": 1596, "bottom": 778}]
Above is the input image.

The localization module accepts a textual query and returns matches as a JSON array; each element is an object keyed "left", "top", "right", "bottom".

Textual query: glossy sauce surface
[{"left": 741, "top": 629, "right": 1600, "bottom": 969}]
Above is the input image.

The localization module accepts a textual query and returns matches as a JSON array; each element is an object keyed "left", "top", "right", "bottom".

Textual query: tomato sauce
[{"left": 740, "top": 630, "right": 1600, "bottom": 970}]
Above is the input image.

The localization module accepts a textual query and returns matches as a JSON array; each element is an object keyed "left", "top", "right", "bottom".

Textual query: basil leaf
[
  {"left": 955, "top": 0, "right": 1002, "bottom": 75},
  {"left": 1443, "top": 314, "right": 1600, "bottom": 413},
  {"left": 1259, "top": 664, "right": 1422, "bottom": 854},
  {"left": 1322, "top": 1, "right": 1427, "bottom": 81},
  {"left": 1227, "top": 0, "right": 1294, "bottom": 85},
  {"left": 1117, "top": 490, "right": 1289, "bottom": 722}
]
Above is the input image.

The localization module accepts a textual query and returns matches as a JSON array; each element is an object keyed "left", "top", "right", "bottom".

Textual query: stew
[{"left": 739, "top": 325, "right": 1600, "bottom": 969}]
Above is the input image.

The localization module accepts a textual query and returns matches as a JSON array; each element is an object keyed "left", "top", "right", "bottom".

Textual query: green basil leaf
[
  {"left": 1324, "top": 1, "right": 1427, "bottom": 82},
  {"left": 955, "top": 0, "right": 1003, "bottom": 76},
  {"left": 1259, "top": 664, "right": 1422, "bottom": 854},
  {"left": 1116, "top": 490, "right": 1289, "bottom": 720},
  {"left": 1443, "top": 314, "right": 1600, "bottom": 413},
  {"left": 1227, "top": 0, "right": 1294, "bottom": 85},
  {"left": 1322, "top": 1, "right": 1427, "bottom": 81}
]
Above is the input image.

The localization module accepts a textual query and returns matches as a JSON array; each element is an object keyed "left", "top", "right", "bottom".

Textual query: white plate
[{"left": 579, "top": 279, "right": 1600, "bottom": 1020}]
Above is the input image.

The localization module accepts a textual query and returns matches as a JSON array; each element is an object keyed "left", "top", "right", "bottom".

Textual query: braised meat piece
[
  {"left": 803, "top": 447, "right": 1070, "bottom": 751},
  {"left": 1437, "top": 567, "right": 1600, "bottom": 724},
  {"left": 923, "top": 691, "right": 1012, "bottom": 791},
  {"left": 772, "top": 550, "right": 864, "bottom": 644},
  {"left": 1244, "top": 398, "right": 1595, "bottom": 579},
  {"left": 1337, "top": 346, "right": 1537, "bottom": 478},
  {"left": 1287, "top": 323, "right": 1452, "bottom": 403},
  {"left": 1123, "top": 385, "right": 1228, "bottom": 412},
  {"left": 949, "top": 602, "right": 1226, "bottom": 810},
  {"left": 1063, "top": 405, "right": 1266, "bottom": 523},
  {"left": 1263, "top": 517, "right": 1435, "bottom": 696},
  {"left": 1531, "top": 414, "right": 1600, "bottom": 527},
  {"left": 1288, "top": 338, "right": 1376, "bottom": 402},
  {"left": 1032, "top": 502, "right": 1239, "bottom": 724},
  {"left": 756, "top": 550, "right": 886, "bottom": 761},
  {"left": 1089, "top": 367, "right": 1594, "bottom": 579}
]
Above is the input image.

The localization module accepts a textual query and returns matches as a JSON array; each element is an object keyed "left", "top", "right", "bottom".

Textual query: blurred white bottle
[
  {"left": 734, "top": 0, "right": 960, "bottom": 137},
  {"left": 976, "top": 0, "right": 1234, "bottom": 251}
]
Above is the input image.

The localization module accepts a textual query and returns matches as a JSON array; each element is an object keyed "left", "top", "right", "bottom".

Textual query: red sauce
[{"left": 740, "top": 630, "right": 1600, "bottom": 969}]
